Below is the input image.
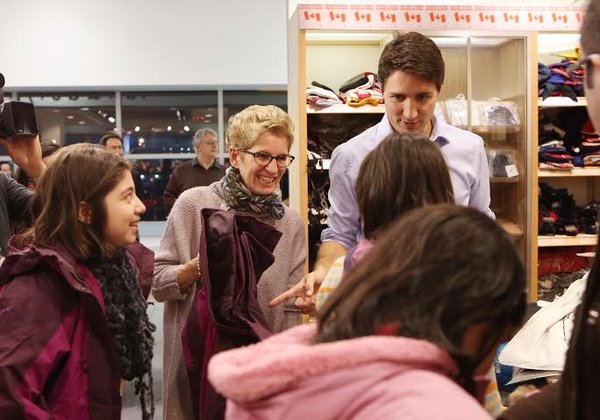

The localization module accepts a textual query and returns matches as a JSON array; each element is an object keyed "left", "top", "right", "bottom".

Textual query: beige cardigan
[{"left": 152, "top": 182, "right": 306, "bottom": 419}]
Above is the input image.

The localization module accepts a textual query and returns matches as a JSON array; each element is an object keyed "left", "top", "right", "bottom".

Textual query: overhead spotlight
[
  {"left": 134, "top": 126, "right": 141, "bottom": 132},
  {"left": 183, "top": 125, "right": 190, "bottom": 132},
  {"left": 108, "top": 116, "right": 116, "bottom": 123},
  {"left": 167, "top": 125, "right": 172, "bottom": 131},
  {"left": 205, "top": 114, "right": 213, "bottom": 118}
]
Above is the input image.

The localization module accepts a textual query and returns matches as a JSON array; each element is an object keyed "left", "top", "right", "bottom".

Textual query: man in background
[
  {"left": 100, "top": 133, "right": 125, "bottom": 156},
  {"left": 162, "top": 128, "right": 225, "bottom": 212},
  {"left": 0, "top": 162, "right": 13, "bottom": 177},
  {"left": 100, "top": 132, "right": 147, "bottom": 203}
]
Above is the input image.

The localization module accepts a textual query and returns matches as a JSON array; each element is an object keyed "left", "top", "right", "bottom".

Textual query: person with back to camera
[
  {"left": 152, "top": 105, "right": 306, "bottom": 419},
  {"left": 0, "top": 144, "right": 156, "bottom": 419},
  {"left": 312, "top": 131, "right": 505, "bottom": 417},
  {"left": 315, "top": 131, "right": 454, "bottom": 310},
  {"left": 270, "top": 31, "right": 494, "bottom": 313},
  {"left": 208, "top": 204, "right": 526, "bottom": 420},
  {"left": 162, "top": 128, "right": 226, "bottom": 212},
  {"left": 499, "top": 1, "right": 600, "bottom": 419},
  {"left": 0, "top": 133, "right": 45, "bottom": 258}
]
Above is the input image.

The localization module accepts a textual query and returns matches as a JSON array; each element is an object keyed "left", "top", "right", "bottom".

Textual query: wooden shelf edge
[
  {"left": 538, "top": 234, "right": 597, "bottom": 247},
  {"left": 538, "top": 97, "right": 587, "bottom": 108},
  {"left": 307, "top": 103, "right": 385, "bottom": 114},
  {"left": 539, "top": 167, "right": 600, "bottom": 177},
  {"left": 498, "top": 219, "right": 523, "bottom": 238},
  {"left": 491, "top": 176, "right": 520, "bottom": 183}
]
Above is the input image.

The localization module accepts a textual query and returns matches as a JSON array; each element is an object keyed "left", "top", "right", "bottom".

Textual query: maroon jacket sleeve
[{"left": 0, "top": 272, "right": 77, "bottom": 418}]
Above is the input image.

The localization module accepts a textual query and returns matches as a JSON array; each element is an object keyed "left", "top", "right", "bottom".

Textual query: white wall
[{"left": 1, "top": 0, "right": 287, "bottom": 90}]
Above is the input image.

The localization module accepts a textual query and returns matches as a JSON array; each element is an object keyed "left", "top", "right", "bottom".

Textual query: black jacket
[{"left": 0, "top": 173, "right": 33, "bottom": 256}]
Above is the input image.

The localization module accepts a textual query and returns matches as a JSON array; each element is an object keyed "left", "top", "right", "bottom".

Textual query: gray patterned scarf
[{"left": 220, "top": 166, "right": 285, "bottom": 220}]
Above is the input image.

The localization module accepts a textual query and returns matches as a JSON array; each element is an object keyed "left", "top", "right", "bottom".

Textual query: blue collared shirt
[{"left": 321, "top": 114, "right": 494, "bottom": 250}]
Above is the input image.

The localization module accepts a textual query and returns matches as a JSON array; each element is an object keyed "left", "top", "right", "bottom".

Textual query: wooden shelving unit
[{"left": 538, "top": 234, "right": 597, "bottom": 247}]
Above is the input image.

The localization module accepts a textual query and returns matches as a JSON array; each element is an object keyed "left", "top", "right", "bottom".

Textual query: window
[{"left": 2, "top": 89, "right": 288, "bottom": 221}]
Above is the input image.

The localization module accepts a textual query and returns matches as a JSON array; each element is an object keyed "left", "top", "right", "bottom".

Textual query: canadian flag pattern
[{"left": 299, "top": 4, "right": 585, "bottom": 31}]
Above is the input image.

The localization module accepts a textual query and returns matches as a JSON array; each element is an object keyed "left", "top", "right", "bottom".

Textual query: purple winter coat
[{"left": 0, "top": 239, "right": 154, "bottom": 419}]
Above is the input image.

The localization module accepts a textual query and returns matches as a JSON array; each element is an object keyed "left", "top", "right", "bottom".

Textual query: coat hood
[
  {"left": 0, "top": 236, "right": 88, "bottom": 292},
  {"left": 208, "top": 323, "right": 458, "bottom": 405}
]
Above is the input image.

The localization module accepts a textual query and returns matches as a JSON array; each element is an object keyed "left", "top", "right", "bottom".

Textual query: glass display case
[{"left": 296, "top": 30, "right": 534, "bottom": 294}]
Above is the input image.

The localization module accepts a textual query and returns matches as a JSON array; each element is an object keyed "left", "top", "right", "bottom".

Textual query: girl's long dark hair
[{"left": 318, "top": 204, "right": 526, "bottom": 393}]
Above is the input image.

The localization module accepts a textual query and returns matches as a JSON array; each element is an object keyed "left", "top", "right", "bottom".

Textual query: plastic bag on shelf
[
  {"left": 442, "top": 94, "right": 483, "bottom": 127},
  {"left": 488, "top": 149, "right": 518, "bottom": 178},
  {"left": 477, "top": 97, "right": 520, "bottom": 127}
]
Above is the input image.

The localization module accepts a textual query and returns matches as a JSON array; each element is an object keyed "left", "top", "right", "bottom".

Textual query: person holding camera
[{"left": 0, "top": 133, "right": 45, "bottom": 256}]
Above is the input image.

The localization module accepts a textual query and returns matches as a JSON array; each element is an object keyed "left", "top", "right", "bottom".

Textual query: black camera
[{"left": 0, "top": 73, "right": 39, "bottom": 138}]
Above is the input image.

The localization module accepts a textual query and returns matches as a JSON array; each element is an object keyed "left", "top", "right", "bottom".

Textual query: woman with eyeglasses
[{"left": 152, "top": 104, "right": 307, "bottom": 420}]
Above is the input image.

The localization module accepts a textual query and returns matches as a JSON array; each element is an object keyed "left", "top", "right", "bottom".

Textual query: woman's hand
[{"left": 176, "top": 256, "right": 201, "bottom": 292}]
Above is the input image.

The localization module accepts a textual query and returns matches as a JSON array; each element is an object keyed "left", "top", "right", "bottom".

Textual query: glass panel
[
  {"left": 17, "top": 91, "right": 116, "bottom": 144},
  {"left": 470, "top": 36, "right": 527, "bottom": 260},
  {"left": 121, "top": 91, "right": 218, "bottom": 154},
  {"left": 223, "top": 90, "right": 287, "bottom": 123},
  {"left": 432, "top": 36, "right": 468, "bottom": 104}
]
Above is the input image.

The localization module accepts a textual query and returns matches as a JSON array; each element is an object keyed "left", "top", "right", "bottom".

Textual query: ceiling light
[
  {"left": 108, "top": 116, "right": 116, "bottom": 123},
  {"left": 183, "top": 125, "right": 190, "bottom": 132},
  {"left": 66, "top": 115, "right": 75, "bottom": 119},
  {"left": 167, "top": 125, "right": 172, "bottom": 131},
  {"left": 134, "top": 126, "right": 141, "bottom": 132},
  {"left": 205, "top": 114, "right": 213, "bottom": 118}
]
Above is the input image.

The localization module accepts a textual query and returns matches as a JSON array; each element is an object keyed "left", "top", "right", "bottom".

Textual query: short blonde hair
[{"left": 226, "top": 105, "right": 294, "bottom": 150}]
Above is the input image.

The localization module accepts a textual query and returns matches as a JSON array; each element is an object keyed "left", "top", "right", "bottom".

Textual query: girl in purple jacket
[{"left": 0, "top": 144, "right": 155, "bottom": 419}]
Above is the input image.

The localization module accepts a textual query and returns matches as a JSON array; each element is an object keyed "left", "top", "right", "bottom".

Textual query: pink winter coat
[{"left": 208, "top": 324, "right": 493, "bottom": 420}]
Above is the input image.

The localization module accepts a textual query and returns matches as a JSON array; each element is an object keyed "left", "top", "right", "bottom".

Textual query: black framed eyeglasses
[{"left": 239, "top": 149, "right": 295, "bottom": 168}]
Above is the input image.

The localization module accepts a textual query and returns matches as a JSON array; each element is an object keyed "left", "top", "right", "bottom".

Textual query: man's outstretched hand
[{"left": 268, "top": 268, "right": 327, "bottom": 314}]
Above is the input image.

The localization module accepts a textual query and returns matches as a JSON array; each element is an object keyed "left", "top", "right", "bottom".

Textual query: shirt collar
[
  {"left": 381, "top": 113, "right": 449, "bottom": 146},
  {"left": 430, "top": 115, "right": 450, "bottom": 147}
]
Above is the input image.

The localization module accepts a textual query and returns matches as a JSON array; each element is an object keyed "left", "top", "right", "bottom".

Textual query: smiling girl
[{"left": 0, "top": 143, "right": 155, "bottom": 419}]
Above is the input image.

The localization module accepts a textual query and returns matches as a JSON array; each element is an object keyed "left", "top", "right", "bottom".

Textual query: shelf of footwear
[{"left": 538, "top": 233, "right": 597, "bottom": 247}]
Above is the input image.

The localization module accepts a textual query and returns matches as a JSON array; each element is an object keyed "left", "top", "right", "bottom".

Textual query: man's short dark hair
[
  {"left": 581, "top": 0, "right": 600, "bottom": 56},
  {"left": 378, "top": 31, "right": 445, "bottom": 91},
  {"left": 99, "top": 133, "right": 124, "bottom": 146}
]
